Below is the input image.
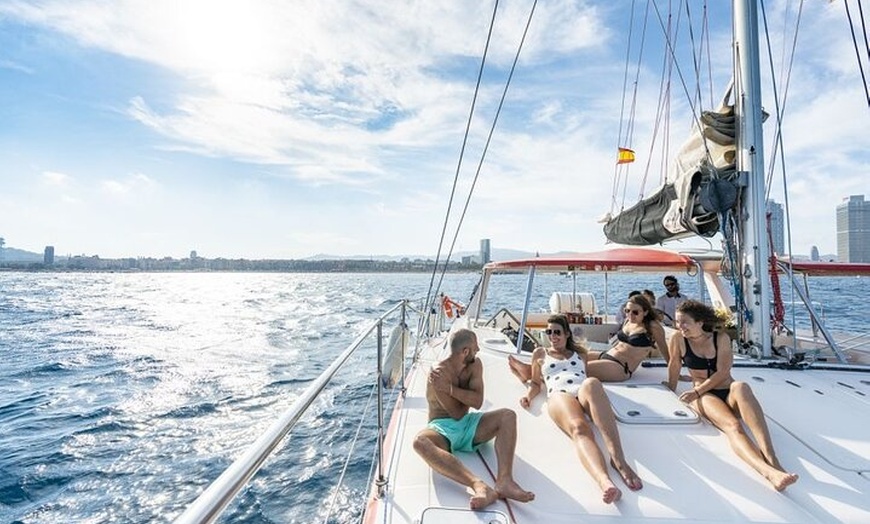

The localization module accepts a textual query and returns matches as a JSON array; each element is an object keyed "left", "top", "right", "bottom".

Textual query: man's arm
[
  {"left": 451, "top": 358, "right": 484, "bottom": 410},
  {"left": 429, "top": 366, "right": 465, "bottom": 420}
]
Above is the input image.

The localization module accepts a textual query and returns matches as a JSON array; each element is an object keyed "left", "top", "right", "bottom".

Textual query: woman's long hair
[
  {"left": 627, "top": 294, "right": 659, "bottom": 331},
  {"left": 676, "top": 300, "right": 722, "bottom": 332},
  {"left": 547, "top": 314, "right": 587, "bottom": 356}
]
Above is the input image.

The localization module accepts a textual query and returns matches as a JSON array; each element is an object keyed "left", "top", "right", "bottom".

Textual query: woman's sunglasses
[
  {"left": 545, "top": 328, "right": 563, "bottom": 336},
  {"left": 623, "top": 308, "right": 642, "bottom": 316}
]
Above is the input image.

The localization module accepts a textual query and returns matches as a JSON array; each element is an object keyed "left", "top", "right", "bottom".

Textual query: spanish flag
[{"left": 617, "top": 147, "right": 636, "bottom": 164}]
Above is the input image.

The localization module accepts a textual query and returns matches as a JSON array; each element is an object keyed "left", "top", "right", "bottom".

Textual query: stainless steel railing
[{"left": 174, "top": 300, "right": 414, "bottom": 524}]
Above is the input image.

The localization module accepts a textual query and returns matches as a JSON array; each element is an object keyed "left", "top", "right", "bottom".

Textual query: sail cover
[{"left": 604, "top": 100, "right": 740, "bottom": 246}]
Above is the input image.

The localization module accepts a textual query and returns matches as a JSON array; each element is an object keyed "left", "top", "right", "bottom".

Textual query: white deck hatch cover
[
  {"left": 419, "top": 506, "right": 509, "bottom": 524},
  {"left": 605, "top": 383, "right": 700, "bottom": 424}
]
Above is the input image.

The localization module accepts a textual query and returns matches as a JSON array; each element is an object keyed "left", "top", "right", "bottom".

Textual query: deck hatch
[{"left": 604, "top": 383, "right": 700, "bottom": 424}]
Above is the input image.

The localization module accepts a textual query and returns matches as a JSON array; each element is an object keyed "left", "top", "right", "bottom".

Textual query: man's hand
[{"left": 429, "top": 366, "right": 453, "bottom": 395}]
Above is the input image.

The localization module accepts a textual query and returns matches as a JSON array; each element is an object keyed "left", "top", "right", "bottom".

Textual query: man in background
[{"left": 656, "top": 275, "right": 688, "bottom": 326}]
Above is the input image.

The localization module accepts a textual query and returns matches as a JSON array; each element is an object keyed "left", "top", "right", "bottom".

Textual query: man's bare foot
[
  {"left": 767, "top": 470, "right": 799, "bottom": 492},
  {"left": 495, "top": 478, "right": 535, "bottom": 503},
  {"left": 469, "top": 481, "right": 499, "bottom": 510},
  {"left": 508, "top": 355, "right": 531, "bottom": 383},
  {"left": 602, "top": 484, "right": 622, "bottom": 504},
  {"left": 610, "top": 458, "right": 643, "bottom": 491}
]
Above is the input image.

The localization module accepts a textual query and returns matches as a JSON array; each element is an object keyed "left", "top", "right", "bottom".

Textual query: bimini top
[{"left": 484, "top": 247, "right": 700, "bottom": 273}]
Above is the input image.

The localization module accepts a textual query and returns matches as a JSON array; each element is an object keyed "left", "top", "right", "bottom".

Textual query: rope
[{"left": 766, "top": 212, "right": 786, "bottom": 331}]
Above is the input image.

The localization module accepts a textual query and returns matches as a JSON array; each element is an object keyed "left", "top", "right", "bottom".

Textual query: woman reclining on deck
[
  {"left": 665, "top": 300, "right": 799, "bottom": 491},
  {"left": 509, "top": 294, "right": 668, "bottom": 383},
  {"left": 517, "top": 314, "right": 643, "bottom": 503}
]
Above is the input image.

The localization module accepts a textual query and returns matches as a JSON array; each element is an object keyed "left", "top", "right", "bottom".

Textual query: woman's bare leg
[
  {"left": 507, "top": 355, "right": 531, "bottom": 384},
  {"left": 577, "top": 378, "right": 642, "bottom": 491},
  {"left": 695, "top": 394, "right": 797, "bottom": 491},
  {"left": 548, "top": 393, "right": 623, "bottom": 503},
  {"left": 726, "top": 382, "right": 798, "bottom": 488}
]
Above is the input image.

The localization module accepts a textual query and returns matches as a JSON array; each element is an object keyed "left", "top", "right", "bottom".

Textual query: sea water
[{"left": 1, "top": 271, "right": 866, "bottom": 523}]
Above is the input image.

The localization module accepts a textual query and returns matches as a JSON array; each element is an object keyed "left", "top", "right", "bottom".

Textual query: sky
[{"left": 0, "top": 0, "right": 867, "bottom": 260}]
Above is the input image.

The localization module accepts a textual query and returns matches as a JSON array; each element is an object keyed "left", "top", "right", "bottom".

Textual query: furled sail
[{"left": 603, "top": 95, "right": 741, "bottom": 246}]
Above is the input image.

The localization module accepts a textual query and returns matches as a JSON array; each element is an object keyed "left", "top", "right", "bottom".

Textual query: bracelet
[{"left": 694, "top": 387, "right": 701, "bottom": 396}]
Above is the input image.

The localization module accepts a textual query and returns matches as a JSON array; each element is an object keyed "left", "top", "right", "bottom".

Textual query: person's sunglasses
[
  {"left": 545, "top": 328, "right": 563, "bottom": 336},
  {"left": 624, "top": 308, "right": 642, "bottom": 316},
  {"left": 664, "top": 282, "right": 677, "bottom": 287}
]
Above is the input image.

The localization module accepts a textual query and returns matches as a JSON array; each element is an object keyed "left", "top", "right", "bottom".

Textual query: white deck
[{"left": 364, "top": 326, "right": 870, "bottom": 524}]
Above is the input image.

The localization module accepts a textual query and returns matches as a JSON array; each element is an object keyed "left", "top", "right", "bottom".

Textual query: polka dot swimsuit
[{"left": 543, "top": 351, "right": 586, "bottom": 397}]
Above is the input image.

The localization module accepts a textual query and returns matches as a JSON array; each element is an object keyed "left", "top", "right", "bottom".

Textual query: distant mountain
[
  {"left": 0, "top": 246, "right": 43, "bottom": 262},
  {"left": 305, "top": 247, "right": 550, "bottom": 262}
]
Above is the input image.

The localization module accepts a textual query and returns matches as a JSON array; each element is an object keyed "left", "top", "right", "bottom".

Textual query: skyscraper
[
  {"left": 837, "top": 195, "right": 870, "bottom": 263},
  {"left": 480, "top": 239, "right": 491, "bottom": 264},
  {"left": 44, "top": 245, "right": 55, "bottom": 265},
  {"left": 810, "top": 246, "right": 819, "bottom": 261},
  {"left": 766, "top": 199, "right": 784, "bottom": 255}
]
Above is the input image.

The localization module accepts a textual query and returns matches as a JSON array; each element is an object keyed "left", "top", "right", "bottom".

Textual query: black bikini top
[
  {"left": 682, "top": 333, "right": 719, "bottom": 377},
  {"left": 616, "top": 329, "right": 654, "bottom": 348}
]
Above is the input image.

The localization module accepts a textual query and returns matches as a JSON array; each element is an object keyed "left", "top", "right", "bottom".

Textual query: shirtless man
[{"left": 413, "top": 328, "right": 535, "bottom": 510}]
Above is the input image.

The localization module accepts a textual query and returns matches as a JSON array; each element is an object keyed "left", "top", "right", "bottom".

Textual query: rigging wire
[
  {"left": 684, "top": 1, "right": 705, "bottom": 113},
  {"left": 642, "top": 2, "right": 673, "bottom": 194},
  {"left": 627, "top": 2, "right": 652, "bottom": 201},
  {"left": 759, "top": 0, "right": 806, "bottom": 337},
  {"left": 650, "top": 0, "right": 716, "bottom": 170},
  {"left": 433, "top": 0, "right": 539, "bottom": 300},
  {"left": 702, "top": 1, "right": 714, "bottom": 108},
  {"left": 324, "top": 378, "right": 381, "bottom": 524},
  {"left": 858, "top": 0, "right": 870, "bottom": 64},
  {"left": 612, "top": 0, "right": 639, "bottom": 214},
  {"left": 844, "top": 0, "right": 870, "bottom": 107},
  {"left": 423, "top": 0, "right": 500, "bottom": 325}
]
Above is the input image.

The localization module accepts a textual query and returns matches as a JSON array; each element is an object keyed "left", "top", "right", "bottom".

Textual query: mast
[{"left": 733, "top": 0, "right": 772, "bottom": 357}]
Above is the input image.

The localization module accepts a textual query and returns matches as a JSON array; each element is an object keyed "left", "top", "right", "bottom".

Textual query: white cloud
[{"left": 41, "top": 170, "right": 72, "bottom": 186}]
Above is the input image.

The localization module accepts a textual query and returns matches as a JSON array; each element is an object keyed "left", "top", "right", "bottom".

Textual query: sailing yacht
[{"left": 174, "top": 1, "right": 870, "bottom": 523}]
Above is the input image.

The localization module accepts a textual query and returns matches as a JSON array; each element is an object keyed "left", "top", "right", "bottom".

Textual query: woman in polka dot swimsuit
[{"left": 518, "top": 314, "right": 643, "bottom": 504}]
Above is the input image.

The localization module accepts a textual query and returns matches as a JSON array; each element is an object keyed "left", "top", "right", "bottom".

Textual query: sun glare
[{"left": 171, "top": 1, "right": 274, "bottom": 76}]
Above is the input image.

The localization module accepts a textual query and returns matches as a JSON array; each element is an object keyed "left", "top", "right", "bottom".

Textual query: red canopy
[{"left": 484, "top": 247, "right": 699, "bottom": 273}]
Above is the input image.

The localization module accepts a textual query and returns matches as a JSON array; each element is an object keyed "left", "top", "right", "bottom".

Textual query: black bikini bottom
[
  {"left": 704, "top": 388, "right": 730, "bottom": 403},
  {"left": 600, "top": 351, "right": 632, "bottom": 377}
]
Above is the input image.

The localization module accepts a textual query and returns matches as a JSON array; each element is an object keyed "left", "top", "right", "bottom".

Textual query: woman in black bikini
[
  {"left": 585, "top": 295, "right": 668, "bottom": 382},
  {"left": 509, "top": 294, "right": 667, "bottom": 383},
  {"left": 665, "top": 300, "right": 799, "bottom": 491}
]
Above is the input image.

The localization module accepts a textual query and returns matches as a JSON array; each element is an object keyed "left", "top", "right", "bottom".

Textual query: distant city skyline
[
  {"left": 1, "top": 2, "right": 867, "bottom": 259},
  {"left": 0, "top": 235, "right": 843, "bottom": 265},
  {"left": 837, "top": 195, "right": 870, "bottom": 263}
]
